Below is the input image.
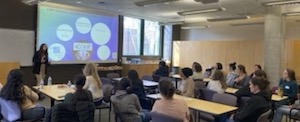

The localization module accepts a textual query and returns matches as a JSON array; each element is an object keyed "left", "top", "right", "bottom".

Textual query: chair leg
[{"left": 99, "top": 110, "right": 101, "bottom": 122}]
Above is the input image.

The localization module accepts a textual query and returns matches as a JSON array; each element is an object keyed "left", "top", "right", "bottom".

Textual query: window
[
  {"left": 163, "top": 25, "right": 172, "bottom": 61},
  {"left": 143, "top": 20, "right": 161, "bottom": 56},
  {"left": 123, "top": 17, "right": 141, "bottom": 55}
]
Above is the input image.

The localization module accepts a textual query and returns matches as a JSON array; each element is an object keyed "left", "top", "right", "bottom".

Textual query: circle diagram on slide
[
  {"left": 48, "top": 43, "right": 66, "bottom": 61},
  {"left": 91, "top": 23, "right": 111, "bottom": 45},
  {"left": 56, "top": 24, "right": 74, "bottom": 41},
  {"left": 76, "top": 17, "right": 91, "bottom": 34},
  {"left": 97, "top": 45, "right": 111, "bottom": 60}
]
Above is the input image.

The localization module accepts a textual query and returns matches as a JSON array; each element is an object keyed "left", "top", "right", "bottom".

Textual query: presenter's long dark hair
[
  {"left": 0, "top": 69, "right": 25, "bottom": 105},
  {"left": 38, "top": 43, "right": 48, "bottom": 57}
]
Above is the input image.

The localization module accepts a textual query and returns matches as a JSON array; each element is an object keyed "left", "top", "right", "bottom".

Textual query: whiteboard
[{"left": 0, "top": 28, "right": 35, "bottom": 66}]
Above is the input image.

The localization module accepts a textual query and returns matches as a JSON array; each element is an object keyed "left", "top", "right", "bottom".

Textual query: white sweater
[{"left": 207, "top": 80, "right": 225, "bottom": 94}]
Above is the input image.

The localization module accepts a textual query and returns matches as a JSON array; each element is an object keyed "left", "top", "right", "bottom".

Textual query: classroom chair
[
  {"left": 199, "top": 88, "right": 217, "bottom": 101},
  {"left": 101, "top": 77, "right": 112, "bottom": 85},
  {"left": 257, "top": 109, "right": 272, "bottom": 122},
  {"left": 106, "top": 73, "right": 120, "bottom": 80},
  {"left": 212, "top": 93, "right": 237, "bottom": 106},
  {"left": 289, "top": 107, "right": 300, "bottom": 122},
  {"left": 150, "top": 112, "right": 183, "bottom": 122},
  {"left": 194, "top": 80, "right": 206, "bottom": 98},
  {"left": 95, "top": 84, "right": 114, "bottom": 122}
]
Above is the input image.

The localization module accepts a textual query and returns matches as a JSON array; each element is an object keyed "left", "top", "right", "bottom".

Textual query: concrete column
[{"left": 264, "top": 7, "right": 286, "bottom": 86}]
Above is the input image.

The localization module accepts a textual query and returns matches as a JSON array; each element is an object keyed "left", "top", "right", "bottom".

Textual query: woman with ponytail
[
  {"left": 152, "top": 80, "right": 190, "bottom": 122},
  {"left": 82, "top": 63, "right": 103, "bottom": 106}
]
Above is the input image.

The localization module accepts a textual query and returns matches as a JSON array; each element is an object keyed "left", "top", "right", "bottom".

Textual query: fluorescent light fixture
[
  {"left": 159, "top": 21, "right": 185, "bottom": 26},
  {"left": 181, "top": 25, "right": 209, "bottom": 29},
  {"left": 135, "top": 0, "right": 179, "bottom": 7},
  {"left": 194, "top": 0, "right": 219, "bottom": 4},
  {"left": 229, "top": 22, "right": 264, "bottom": 27},
  {"left": 207, "top": 16, "right": 250, "bottom": 22},
  {"left": 262, "top": 0, "right": 300, "bottom": 6},
  {"left": 178, "top": 7, "right": 225, "bottom": 16},
  {"left": 283, "top": 12, "right": 300, "bottom": 16},
  {"left": 22, "top": 0, "right": 46, "bottom": 5}
]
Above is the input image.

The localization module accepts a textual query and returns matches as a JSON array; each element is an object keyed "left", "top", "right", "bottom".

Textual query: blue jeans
[
  {"left": 140, "top": 109, "right": 151, "bottom": 122},
  {"left": 273, "top": 105, "right": 299, "bottom": 122}
]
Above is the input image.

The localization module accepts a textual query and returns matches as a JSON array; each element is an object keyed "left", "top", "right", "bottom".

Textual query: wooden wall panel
[
  {"left": 173, "top": 41, "right": 264, "bottom": 75},
  {"left": 0, "top": 62, "right": 20, "bottom": 85}
]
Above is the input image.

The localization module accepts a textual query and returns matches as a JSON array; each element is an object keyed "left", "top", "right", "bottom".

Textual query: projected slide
[{"left": 37, "top": 4, "right": 118, "bottom": 64}]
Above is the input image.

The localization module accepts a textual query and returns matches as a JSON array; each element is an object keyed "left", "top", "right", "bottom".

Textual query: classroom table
[
  {"left": 147, "top": 93, "right": 237, "bottom": 116},
  {"left": 33, "top": 84, "right": 74, "bottom": 106},
  {"left": 171, "top": 74, "right": 181, "bottom": 88},
  {"left": 225, "top": 87, "right": 288, "bottom": 102},
  {"left": 171, "top": 74, "right": 210, "bottom": 88},
  {"left": 113, "top": 78, "right": 158, "bottom": 87}
]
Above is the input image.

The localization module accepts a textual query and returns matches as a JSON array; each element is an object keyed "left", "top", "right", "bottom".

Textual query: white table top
[
  {"left": 33, "top": 84, "right": 74, "bottom": 101},
  {"left": 113, "top": 78, "right": 158, "bottom": 87}
]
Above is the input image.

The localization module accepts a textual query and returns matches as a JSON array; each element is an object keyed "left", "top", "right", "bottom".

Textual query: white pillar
[{"left": 264, "top": 6, "right": 286, "bottom": 86}]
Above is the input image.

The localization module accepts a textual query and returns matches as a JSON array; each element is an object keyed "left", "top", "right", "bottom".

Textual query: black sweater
[{"left": 234, "top": 90, "right": 271, "bottom": 122}]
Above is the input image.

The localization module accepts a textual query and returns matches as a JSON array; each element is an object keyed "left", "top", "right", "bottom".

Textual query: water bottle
[
  {"left": 67, "top": 80, "right": 72, "bottom": 87},
  {"left": 47, "top": 76, "right": 52, "bottom": 86},
  {"left": 39, "top": 79, "right": 44, "bottom": 89}
]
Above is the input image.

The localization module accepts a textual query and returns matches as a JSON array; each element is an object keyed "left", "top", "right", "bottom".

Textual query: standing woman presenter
[{"left": 32, "top": 43, "right": 49, "bottom": 85}]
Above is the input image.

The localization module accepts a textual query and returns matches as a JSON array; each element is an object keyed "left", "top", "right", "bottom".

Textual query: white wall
[
  {"left": 180, "top": 18, "right": 300, "bottom": 41},
  {"left": 181, "top": 25, "right": 264, "bottom": 41}
]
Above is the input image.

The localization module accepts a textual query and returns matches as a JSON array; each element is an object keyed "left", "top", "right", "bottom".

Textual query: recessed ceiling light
[{"left": 76, "top": 1, "right": 82, "bottom": 3}]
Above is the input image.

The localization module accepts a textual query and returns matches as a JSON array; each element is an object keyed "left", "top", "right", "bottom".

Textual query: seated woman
[
  {"left": 230, "top": 77, "right": 271, "bottom": 122},
  {"left": 128, "top": 69, "right": 150, "bottom": 109},
  {"left": 153, "top": 61, "right": 169, "bottom": 77},
  {"left": 0, "top": 69, "right": 45, "bottom": 120},
  {"left": 111, "top": 78, "right": 151, "bottom": 122},
  {"left": 233, "top": 65, "right": 250, "bottom": 89},
  {"left": 226, "top": 62, "right": 238, "bottom": 87},
  {"left": 178, "top": 68, "right": 195, "bottom": 97},
  {"left": 152, "top": 80, "right": 190, "bottom": 122},
  {"left": 191, "top": 62, "right": 203, "bottom": 80},
  {"left": 82, "top": 63, "right": 103, "bottom": 106},
  {"left": 278, "top": 69, "right": 298, "bottom": 104},
  {"left": 207, "top": 70, "right": 227, "bottom": 94}
]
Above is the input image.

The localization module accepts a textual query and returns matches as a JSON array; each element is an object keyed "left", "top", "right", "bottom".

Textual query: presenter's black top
[{"left": 32, "top": 51, "right": 49, "bottom": 74}]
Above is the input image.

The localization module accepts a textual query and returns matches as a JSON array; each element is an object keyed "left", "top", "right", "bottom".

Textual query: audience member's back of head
[
  {"left": 253, "top": 70, "right": 267, "bottom": 79},
  {"left": 159, "top": 61, "right": 166, "bottom": 67},
  {"left": 119, "top": 78, "right": 132, "bottom": 94},
  {"left": 251, "top": 77, "right": 270, "bottom": 92},
  {"left": 181, "top": 67, "right": 193, "bottom": 78},
  {"left": 216, "top": 63, "right": 223, "bottom": 70},
  {"left": 73, "top": 74, "right": 90, "bottom": 103},
  {"left": 0, "top": 69, "right": 24, "bottom": 103},
  {"left": 159, "top": 80, "right": 175, "bottom": 100},
  {"left": 229, "top": 62, "right": 237, "bottom": 71},
  {"left": 128, "top": 70, "right": 141, "bottom": 86},
  {"left": 74, "top": 74, "right": 86, "bottom": 89},
  {"left": 193, "top": 62, "right": 202, "bottom": 73},
  {"left": 211, "top": 70, "right": 227, "bottom": 89}
]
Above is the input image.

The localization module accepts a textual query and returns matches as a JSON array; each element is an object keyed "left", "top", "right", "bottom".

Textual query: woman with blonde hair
[{"left": 82, "top": 63, "right": 103, "bottom": 106}]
